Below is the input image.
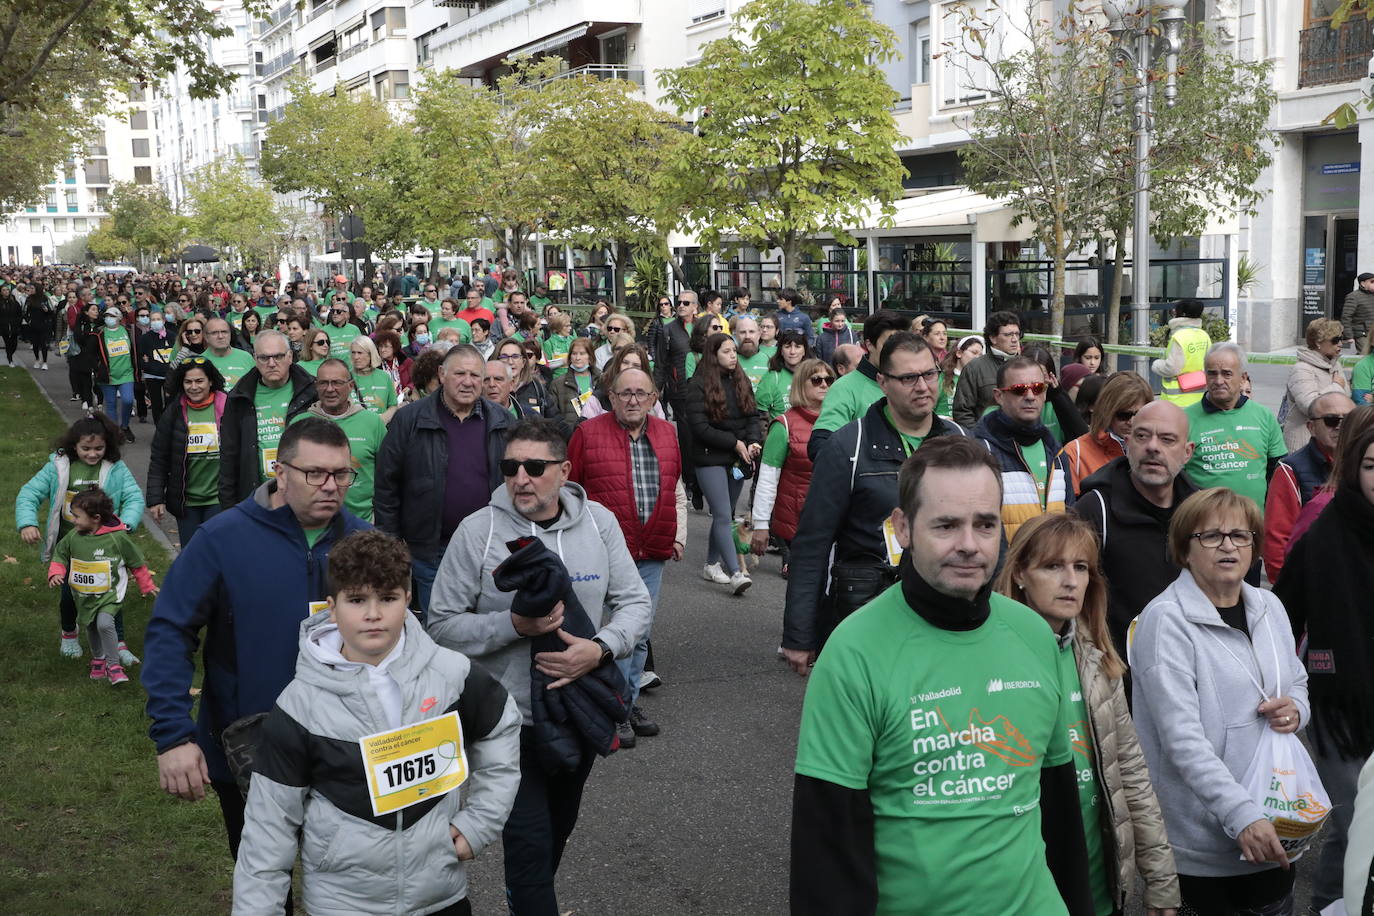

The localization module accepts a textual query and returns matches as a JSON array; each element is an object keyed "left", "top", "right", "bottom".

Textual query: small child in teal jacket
[{"left": 16, "top": 414, "right": 145, "bottom": 661}]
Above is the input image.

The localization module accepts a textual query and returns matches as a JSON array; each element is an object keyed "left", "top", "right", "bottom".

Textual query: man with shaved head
[{"left": 1075, "top": 397, "right": 1198, "bottom": 659}]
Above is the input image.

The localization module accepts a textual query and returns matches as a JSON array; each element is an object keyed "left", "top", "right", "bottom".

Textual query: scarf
[
  {"left": 898, "top": 551, "right": 992, "bottom": 632},
  {"left": 980, "top": 403, "right": 1047, "bottom": 447},
  {"left": 1277, "top": 483, "right": 1374, "bottom": 759},
  {"left": 185, "top": 394, "right": 215, "bottom": 410}
]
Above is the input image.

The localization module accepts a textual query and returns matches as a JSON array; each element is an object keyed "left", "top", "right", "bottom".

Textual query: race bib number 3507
[{"left": 359, "top": 712, "right": 468, "bottom": 816}]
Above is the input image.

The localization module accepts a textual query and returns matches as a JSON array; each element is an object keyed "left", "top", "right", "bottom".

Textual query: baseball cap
[
  {"left": 103, "top": 306, "right": 122, "bottom": 318},
  {"left": 333, "top": 274, "right": 347, "bottom": 283}
]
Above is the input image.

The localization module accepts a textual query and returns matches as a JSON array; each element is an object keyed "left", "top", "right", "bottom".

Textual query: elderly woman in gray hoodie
[
  {"left": 1283, "top": 317, "right": 1350, "bottom": 451},
  {"left": 1131, "top": 487, "right": 1309, "bottom": 915}
]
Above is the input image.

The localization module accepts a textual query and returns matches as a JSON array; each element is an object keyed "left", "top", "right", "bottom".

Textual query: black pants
[
  {"left": 502, "top": 726, "right": 596, "bottom": 916},
  {"left": 31, "top": 332, "right": 48, "bottom": 364},
  {"left": 1178, "top": 869, "right": 1295, "bottom": 915},
  {"left": 667, "top": 393, "right": 697, "bottom": 495},
  {"left": 69, "top": 362, "right": 94, "bottom": 405},
  {"left": 145, "top": 376, "right": 167, "bottom": 424},
  {"left": 133, "top": 378, "right": 148, "bottom": 420},
  {"left": 2, "top": 331, "right": 17, "bottom": 363}
]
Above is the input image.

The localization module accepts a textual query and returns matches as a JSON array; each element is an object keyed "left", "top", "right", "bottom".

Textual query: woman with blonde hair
[
  {"left": 996, "top": 513, "right": 1180, "bottom": 916},
  {"left": 1061, "top": 372, "right": 1154, "bottom": 496},
  {"left": 1283, "top": 316, "right": 1350, "bottom": 450},
  {"left": 349, "top": 335, "right": 398, "bottom": 422}
]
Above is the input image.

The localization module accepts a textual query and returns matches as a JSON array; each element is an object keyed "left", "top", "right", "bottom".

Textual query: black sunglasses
[
  {"left": 1314, "top": 414, "right": 1345, "bottom": 429},
  {"left": 1114, "top": 408, "right": 1138, "bottom": 423},
  {"left": 500, "top": 458, "right": 558, "bottom": 478}
]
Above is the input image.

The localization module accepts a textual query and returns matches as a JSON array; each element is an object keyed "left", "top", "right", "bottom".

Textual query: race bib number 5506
[{"left": 358, "top": 712, "right": 468, "bottom": 816}]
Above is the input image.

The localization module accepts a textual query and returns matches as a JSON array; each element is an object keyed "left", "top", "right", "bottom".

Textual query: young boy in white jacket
[{"left": 232, "top": 530, "right": 522, "bottom": 915}]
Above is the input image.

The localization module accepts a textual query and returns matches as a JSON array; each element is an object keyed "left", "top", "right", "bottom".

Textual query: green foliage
[
  {"left": 659, "top": 0, "right": 907, "bottom": 286},
  {"left": 86, "top": 226, "right": 132, "bottom": 263},
  {"left": 1235, "top": 253, "right": 1262, "bottom": 296},
  {"left": 0, "top": 102, "right": 92, "bottom": 214},
  {"left": 184, "top": 156, "right": 285, "bottom": 269},
  {"left": 107, "top": 182, "right": 186, "bottom": 265},
  {"left": 626, "top": 250, "right": 670, "bottom": 309},
  {"left": 1149, "top": 313, "right": 1230, "bottom": 347}
]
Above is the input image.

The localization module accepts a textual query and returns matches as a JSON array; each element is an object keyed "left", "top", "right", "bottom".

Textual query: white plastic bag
[{"left": 1239, "top": 727, "right": 1332, "bottom": 861}]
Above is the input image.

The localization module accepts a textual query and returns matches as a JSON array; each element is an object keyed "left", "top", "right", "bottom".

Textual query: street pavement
[{"left": 20, "top": 355, "right": 1325, "bottom": 915}]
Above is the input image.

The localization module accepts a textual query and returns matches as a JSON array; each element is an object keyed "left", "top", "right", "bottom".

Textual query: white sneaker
[
  {"left": 41, "top": 362, "right": 47, "bottom": 370},
  {"left": 729, "top": 570, "right": 752, "bottom": 596},
  {"left": 117, "top": 641, "right": 140, "bottom": 666},
  {"left": 60, "top": 631, "right": 82, "bottom": 658},
  {"left": 639, "top": 670, "right": 662, "bottom": 691},
  {"left": 701, "top": 562, "right": 730, "bottom": 584}
]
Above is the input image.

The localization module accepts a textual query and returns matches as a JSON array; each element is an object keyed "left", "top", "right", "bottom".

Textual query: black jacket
[
  {"left": 513, "top": 377, "right": 566, "bottom": 434},
  {"left": 684, "top": 371, "right": 763, "bottom": 468},
  {"left": 655, "top": 318, "right": 693, "bottom": 400},
  {"left": 373, "top": 393, "right": 513, "bottom": 565},
  {"left": 21, "top": 297, "right": 52, "bottom": 343},
  {"left": 218, "top": 366, "right": 317, "bottom": 509},
  {"left": 0, "top": 293, "right": 22, "bottom": 335},
  {"left": 148, "top": 393, "right": 226, "bottom": 517},
  {"left": 782, "top": 399, "right": 966, "bottom": 652},
  {"left": 137, "top": 328, "right": 176, "bottom": 381},
  {"left": 1074, "top": 456, "right": 1198, "bottom": 659}
]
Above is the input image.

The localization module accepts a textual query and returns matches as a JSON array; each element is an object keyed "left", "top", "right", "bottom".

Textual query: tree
[
  {"left": 0, "top": 101, "right": 91, "bottom": 214},
  {"left": 184, "top": 156, "right": 285, "bottom": 269},
  {"left": 86, "top": 225, "right": 132, "bottom": 263},
  {"left": 659, "top": 0, "right": 907, "bottom": 289},
  {"left": 107, "top": 181, "right": 186, "bottom": 266}
]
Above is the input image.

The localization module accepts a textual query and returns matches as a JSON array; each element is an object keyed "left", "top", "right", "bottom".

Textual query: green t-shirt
[
  {"left": 205, "top": 348, "right": 255, "bottom": 390},
  {"left": 795, "top": 586, "right": 1071, "bottom": 916},
  {"left": 253, "top": 304, "right": 277, "bottom": 323},
  {"left": 353, "top": 370, "right": 398, "bottom": 416},
  {"left": 1183, "top": 398, "right": 1286, "bottom": 514},
  {"left": 543, "top": 334, "right": 576, "bottom": 376},
  {"left": 529, "top": 294, "right": 551, "bottom": 309},
  {"left": 813, "top": 363, "right": 884, "bottom": 434},
  {"left": 296, "top": 358, "right": 324, "bottom": 377},
  {"left": 323, "top": 322, "right": 361, "bottom": 360},
  {"left": 738, "top": 350, "right": 771, "bottom": 391},
  {"left": 292, "top": 408, "right": 386, "bottom": 522},
  {"left": 756, "top": 369, "right": 795, "bottom": 418},
  {"left": 1041, "top": 401, "right": 1063, "bottom": 447},
  {"left": 572, "top": 370, "right": 592, "bottom": 395},
  {"left": 761, "top": 417, "right": 790, "bottom": 469},
  {"left": 183, "top": 403, "right": 221, "bottom": 507},
  {"left": 883, "top": 406, "right": 925, "bottom": 456},
  {"left": 304, "top": 525, "right": 325, "bottom": 548},
  {"left": 254, "top": 382, "right": 295, "bottom": 482},
  {"left": 62, "top": 461, "right": 101, "bottom": 534},
  {"left": 429, "top": 317, "right": 473, "bottom": 344},
  {"left": 760, "top": 344, "right": 777, "bottom": 361},
  {"left": 1016, "top": 441, "right": 1050, "bottom": 509},
  {"left": 1057, "top": 638, "right": 1113, "bottom": 916},
  {"left": 51, "top": 525, "right": 147, "bottom": 626},
  {"left": 226, "top": 310, "right": 248, "bottom": 331},
  {"left": 102, "top": 326, "right": 134, "bottom": 385},
  {"left": 1353, "top": 354, "right": 1374, "bottom": 404}
]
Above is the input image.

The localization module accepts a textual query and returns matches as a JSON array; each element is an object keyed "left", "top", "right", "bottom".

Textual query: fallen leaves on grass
[{"left": 3, "top": 556, "right": 16, "bottom": 564}]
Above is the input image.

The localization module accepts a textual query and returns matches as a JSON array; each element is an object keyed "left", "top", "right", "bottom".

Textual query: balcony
[
  {"left": 524, "top": 64, "right": 645, "bottom": 89},
  {"left": 339, "top": 41, "right": 368, "bottom": 62},
  {"left": 256, "top": 50, "right": 298, "bottom": 78},
  {"left": 1299, "top": 16, "right": 1374, "bottom": 88},
  {"left": 227, "top": 141, "right": 259, "bottom": 159},
  {"left": 255, "top": 1, "right": 296, "bottom": 35}
]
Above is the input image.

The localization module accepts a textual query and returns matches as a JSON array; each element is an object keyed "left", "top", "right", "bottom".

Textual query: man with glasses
[
  {"left": 808, "top": 309, "right": 910, "bottom": 461},
  {"left": 417, "top": 282, "right": 442, "bottom": 315},
  {"left": 429, "top": 418, "right": 650, "bottom": 916},
  {"left": 953, "top": 310, "right": 1022, "bottom": 428},
  {"left": 202, "top": 317, "right": 255, "bottom": 389},
  {"left": 569, "top": 368, "right": 686, "bottom": 747},
  {"left": 971, "top": 355, "right": 1074, "bottom": 545},
  {"left": 294, "top": 358, "right": 386, "bottom": 523},
  {"left": 144, "top": 417, "right": 370, "bottom": 874},
  {"left": 782, "top": 333, "right": 966, "bottom": 675},
  {"left": 456, "top": 287, "right": 496, "bottom": 327},
  {"left": 328, "top": 274, "right": 353, "bottom": 310},
  {"left": 375, "top": 345, "right": 513, "bottom": 616},
  {"left": 322, "top": 294, "right": 362, "bottom": 360},
  {"left": 1075, "top": 399, "right": 1199, "bottom": 658},
  {"left": 1183, "top": 342, "right": 1285, "bottom": 516},
  {"left": 218, "top": 330, "right": 318, "bottom": 508}
]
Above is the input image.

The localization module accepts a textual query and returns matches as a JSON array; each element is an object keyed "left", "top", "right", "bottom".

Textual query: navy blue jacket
[{"left": 141, "top": 483, "right": 370, "bottom": 781}]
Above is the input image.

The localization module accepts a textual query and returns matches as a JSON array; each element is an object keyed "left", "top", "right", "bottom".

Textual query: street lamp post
[
  {"left": 1106, "top": 0, "right": 1187, "bottom": 375},
  {"left": 41, "top": 224, "right": 56, "bottom": 266}
]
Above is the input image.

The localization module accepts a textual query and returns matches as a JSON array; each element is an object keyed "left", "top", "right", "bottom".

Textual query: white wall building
[{"left": 0, "top": 95, "right": 158, "bottom": 267}]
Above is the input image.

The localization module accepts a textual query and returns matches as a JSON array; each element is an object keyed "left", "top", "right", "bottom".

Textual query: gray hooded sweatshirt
[
  {"left": 232, "top": 612, "right": 521, "bottom": 915},
  {"left": 427, "top": 482, "right": 652, "bottom": 725},
  {"left": 1130, "top": 569, "right": 1309, "bottom": 877}
]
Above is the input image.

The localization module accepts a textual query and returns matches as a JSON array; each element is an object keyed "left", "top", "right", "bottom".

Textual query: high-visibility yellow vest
[{"left": 1159, "top": 325, "right": 1211, "bottom": 406}]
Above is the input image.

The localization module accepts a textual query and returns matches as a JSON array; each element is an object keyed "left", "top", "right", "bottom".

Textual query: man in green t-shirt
[
  {"left": 792, "top": 437, "right": 1092, "bottom": 915},
  {"left": 1183, "top": 342, "right": 1286, "bottom": 515},
  {"left": 296, "top": 359, "right": 385, "bottom": 522},
  {"left": 203, "top": 318, "right": 255, "bottom": 390},
  {"left": 321, "top": 295, "right": 361, "bottom": 360},
  {"left": 732, "top": 316, "right": 770, "bottom": 391},
  {"left": 808, "top": 309, "right": 910, "bottom": 461}
]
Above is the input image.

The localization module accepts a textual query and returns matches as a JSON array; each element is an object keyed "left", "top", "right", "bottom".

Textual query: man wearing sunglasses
[
  {"left": 783, "top": 333, "right": 966, "bottom": 676},
  {"left": 429, "top": 418, "right": 650, "bottom": 915},
  {"left": 322, "top": 294, "right": 362, "bottom": 360},
  {"left": 375, "top": 344, "right": 513, "bottom": 616},
  {"left": 972, "top": 355, "right": 1074, "bottom": 544},
  {"left": 655, "top": 290, "right": 701, "bottom": 498},
  {"left": 1263, "top": 391, "right": 1354, "bottom": 582}
]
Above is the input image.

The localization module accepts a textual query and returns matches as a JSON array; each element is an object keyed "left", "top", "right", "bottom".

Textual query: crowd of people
[{"left": 9, "top": 261, "right": 1374, "bottom": 915}]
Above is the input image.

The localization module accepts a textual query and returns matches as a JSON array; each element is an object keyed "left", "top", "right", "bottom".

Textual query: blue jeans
[
  {"left": 175, "top": 503, "right": 221, "bottom": 546},
  {"left": 617, "top": 559, "right": 664, "bottom": 707},
  {"left": 100, "top": 381, "right": 134, "bottom": 428},
  {"left": 411, "top": 557, "right": 438, "bottom": 624}
]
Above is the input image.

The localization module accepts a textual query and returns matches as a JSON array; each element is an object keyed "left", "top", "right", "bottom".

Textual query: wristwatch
[{"left": 592, "top": 638, "right": 613, "bottom": 665}]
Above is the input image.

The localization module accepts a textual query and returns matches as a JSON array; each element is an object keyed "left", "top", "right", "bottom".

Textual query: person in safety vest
[{"left": 1152, "top": 298, "right": 1210, "bottom": 407}]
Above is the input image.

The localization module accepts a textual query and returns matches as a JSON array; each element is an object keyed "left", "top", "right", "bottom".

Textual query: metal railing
[
  {"left": 339, "top": 42, "right": 368, "bottom": 61},
  {"left": 1299, "top": 17, "right": 1374, "bottom": 87},
  {"left": 256, "top": 50, "right": 297, "bottom": 78},
  {"left": 255, "top": 1, "right": 295, "bottom": 35},
  {"left": 524, "top": 64, "right": 646, "bottom": 89}
]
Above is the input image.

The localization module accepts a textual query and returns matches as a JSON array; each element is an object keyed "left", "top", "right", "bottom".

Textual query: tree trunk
[
  {"left": 1051, "top": 213, "right": 1067, "bottom": 344},
  {"left": 429, "top": 249, "right": 441, "bottom": 284},
  {"left": 612, "top": 240, "right": 629, "bottom": 308},
  {"left": 780, "top": 236, "right": 802, "bottom": 292},
  {"left": 1105, "top": 222, "right": 1128, "bottom": 373}
]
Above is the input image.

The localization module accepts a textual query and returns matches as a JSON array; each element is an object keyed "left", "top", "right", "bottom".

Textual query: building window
[
  {"left": 29, "top": 219, "right": 41, "bottom": 233},
  {"left": 689, "top": 0, "right": 726, "bottom": 23},
  {"left": 911, "top": 19, "right": 931, "bottom": 85},
  {"left": 85, "top": 159, "right": 109, "bottom": 183},
  {"left": 75, "top": 218, "right": 88, "bottom": 232},
  {"left": 374, "top": 70, "right": 410, "bottom": 100},
  {"left": 54, "top": 218, "right": 68, "bottom": 232},
  {"left": 129, "top": 83, "right": 147, "bottom": 102},
  {"left": 129, "top": 109, "right": 148, "bottom": 130},
  {"left": 939, "top": 1, "right": 992, "bottom": 106},
  {"left": 371, "top": 7, "right": 405, "bottom": 41},
  {"left": 94, "top": 188, "right": 111, "bottom": 210},
  {"left": 132, "top": 138, "right": 150, "bottom": 158},
  {"left": 134, "top": 166, "right": 153, "bottom": 185},
  {"left": 416, "top": 29, "right": 436, "bottom": 66},
  {"left": 65, "top": 189, "right": 78, "bottom": 212},
  {"left": 45, "top": 189, "right": 57, "bottom": 212}
]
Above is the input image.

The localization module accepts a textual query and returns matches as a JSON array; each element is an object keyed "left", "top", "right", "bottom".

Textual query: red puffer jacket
[
  {"left": 568, "top": 413, "right": 681, "bottom": 560},
  {"left": 770, "top": 406, "right": 817, "bottom": 542}
]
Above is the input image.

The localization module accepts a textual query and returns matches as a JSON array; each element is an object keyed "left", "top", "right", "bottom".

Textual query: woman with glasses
[
  {"left": 758, "top": 313, "right": 779, "bottom": 358},
  {"left": 595, "top": 316, "right": 637, "bottom": 369},
  {"left": 644, "top": 297, "right": 674, "bottom": 362},
  {"left": 298, "top": 329, "right": 332, "bottom": 376},
  {"left": 1133, "top": 487, "right": 1308, "bottom": 915},
  {"left": 686, "top": 332, "right": 762, "bottom": 595},
  {"left": 170, "top": 316, "right": 207, "bottom": 367},
  {"left": 750, "top": 359, "right": 834, "bottom": 579},
  {"left": 1061, "top": 372, "right": 1154, "bottom": 497},
  {"left": 995, "top": 514, "right": 1180, "bottom": 916},
  {"left": 1282, "top": 317, "right": 1350, "bottom": 451},
  {"left": 755, "top": 329, "right": 813, "bottom": 419},
  {"left": 147, "top": 358, "right": 228, "bottom": 545}
]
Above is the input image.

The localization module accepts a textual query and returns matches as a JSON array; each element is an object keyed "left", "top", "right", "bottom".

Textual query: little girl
[
  {"left": 16, "top": 413, "right": 146, "bottom": 661},
  {"left": 47, "top": 489, "right": 157, "bottom": 685}
]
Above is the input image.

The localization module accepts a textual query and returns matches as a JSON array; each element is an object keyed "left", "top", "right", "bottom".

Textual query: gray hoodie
[
  {"left": 427, "top": 482, "right": 652, "bottom": 724},
  {"left": 1130, "top": 569, "right": 1309, "bottom": 877},
  {"left": 232, "top": 612, "right": 522, "bottom": 915}
]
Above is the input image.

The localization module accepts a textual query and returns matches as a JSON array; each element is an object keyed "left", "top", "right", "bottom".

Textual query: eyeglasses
[
  {"left": 884, "top": 368, "right": 940, "bottom": 389},
  {"left": 184, "top": 329, "right": 203, "bottom": 336},
  {"left": 1314, "top": 414, "right": 1346, "bottom": 428},
  {"left": 607, "top": 325, "right": 631, "bottom": 334},
  {"left": 278, "top": 461, "right": 355, "bottom": 487},
  {"left": 809, "top": 375, "right": 834, "bottom": 387},
  {"left": 997, "top": 382, "right": 1048, "bottom": 397},
  {"left": 118, "top": 299, "right": 129, "bottom": 305},
  {"left": 500, "top": 458, "right": 559, "bottom": 478},
  {"left": 315, "top": 377, "right": 351, "bottom": 387},
  {"left": 1329, "top": 337, "right": 1344, "bottom": 345},
  {"left": 255, "top": 352, "right": 289, "bottom": 363},
  {"left": 677, "top": 300, "right": 693, "bottom": 307},
  {"left": 497, "top": 353, "right": 522, "bottom": 362},
  {"left": 1114, "top": 408, "right": 1138, "bottom": 423},
  {"left": 1190, "top": 529, "right": 1254, "bottom": 549},
  {"left": 183, "top": 356, "right": 208, "bottom": 366},
  {"left": 612, "top": 389, "right": 654, "bottom": 402}
]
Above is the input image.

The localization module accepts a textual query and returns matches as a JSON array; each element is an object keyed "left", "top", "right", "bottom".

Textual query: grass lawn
[{"left": 0, "top": 369, "right": 233, "bottom": 914}]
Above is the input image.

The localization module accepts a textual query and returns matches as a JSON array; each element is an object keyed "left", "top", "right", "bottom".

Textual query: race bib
[
  {"left": 106, "top": 337, "right": 130, "bottom": 357},
  {"left": 186, "top": 422, "right": 218, "bottom": 455},
  {"left": 575, "top": 389, "right": 593, "bottom": 409},
  {"left": 882, "top": 516, "right": 905, "bottom": 567},
  {"left": 70, "top": 558, "right": 112, "bottom": 595},
  {"left": 156, "top": 347, "right": 173, "bottom": 364},
  {"left": 262, "top": 447, "right": 278, "bottom": 479},
  {"left": 359, "top": 712, "right": 469, "bottom": 816},
  {"left": 308, "top": 600, "right": 329, "bottom": 616},
  {"left": 547, "top": 353, "right": 568, "bottom": 369}
]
